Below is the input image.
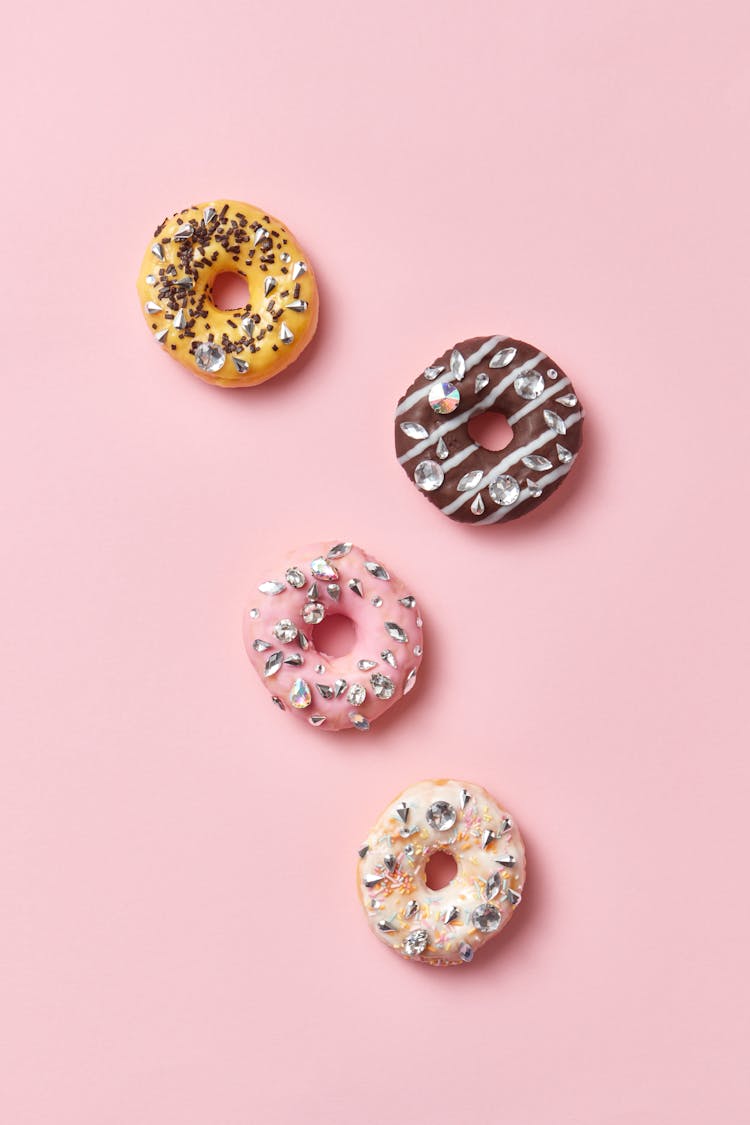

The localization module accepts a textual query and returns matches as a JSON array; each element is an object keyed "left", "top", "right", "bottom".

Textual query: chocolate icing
[{"left": 394, "top": 335, "right": 584, "bottom": 525}]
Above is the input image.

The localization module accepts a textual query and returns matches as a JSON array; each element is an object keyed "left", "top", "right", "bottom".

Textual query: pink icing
[{"left": 243, "top": 542, "right": 424, "bottom": 732}]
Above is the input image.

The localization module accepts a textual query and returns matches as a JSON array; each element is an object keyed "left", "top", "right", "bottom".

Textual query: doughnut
[
  {"left": 243, "top": 542, "right": 424, "bottom": 732},
  {"left": 357, "top": 779, "right": 525, "bottom": 966},
  {"left": 136, "top": 200, "right": 318, "bottom": 387},
  {"left": 395, "top": 335, "right": 584, "bottom": 523}
]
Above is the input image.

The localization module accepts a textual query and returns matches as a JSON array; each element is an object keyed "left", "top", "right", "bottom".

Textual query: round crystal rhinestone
[
  {"left": 194, "top": 342, "right": 226, "bottom": 372},
  {"left": 488, "top": 475, "right": 521, "bottom": 506},
  {"left": 347, "top": 683, "right": 366, "bottom": 706},
  {"left": 428, "top": 381, "right": 461, "bottom": 414},
  {"left": 370, "top": 672, "right": 395, "bottom": 700},
  {"left": 302, "top": 601, "right": 325, "bottom": 625},
  {"left": 458, "top": 942, "right": 474, "bottom": 962},
  {"left": 514, "top": 371, "right": 544, "bottom": 399},
  {"left": 471, "top": 903, "right": 501, "bottom": 933},
  {"left": 289, "top": 678, "right": 312, "bottom": 709},
  {"left": 403, "top": 929, "right": 430, "bottom": 958},
  {"left": 273, "top": 619, "right": 298, "bottom": 644},
  {"left": 285, "top": 567, "right": 305, "bottom": 588},
  {"left": 426, "top": 800, "right": 457, "bottom": 831},
  {"left": 414, "top": 460, "right": 444, "bottom": 492}
]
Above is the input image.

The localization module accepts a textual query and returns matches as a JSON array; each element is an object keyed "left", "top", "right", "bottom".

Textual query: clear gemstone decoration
[
  {"left": 414, "top": 461, "right": 444, "bottom": 491},
  {"left": 194, "top": 342, "right": 226, "bottom": 373},
  {"left": 428, "top": 381, "right": 460, "bottom": 414},
  {"left": 426, "top": 801, "right": 457, "bottom": 831},
  {"left": 514, "top": 371, "right": 544, "bottom": 400},
  {"left": 488, "top": 475, "right": 520, "bottom": 506}
]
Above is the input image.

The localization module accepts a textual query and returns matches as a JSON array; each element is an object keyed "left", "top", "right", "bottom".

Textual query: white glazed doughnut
[
  {"left": 243, "top": 542, "right": 424, "bottom": 732},
  {"left": 357, "top": 779, "right": 525, "bottom": 965}
]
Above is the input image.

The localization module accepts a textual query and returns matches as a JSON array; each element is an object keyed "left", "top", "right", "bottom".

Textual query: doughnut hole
[
  {"left": 425, "top": 850, "right": 458, "bottom": 890},
  {"left": 468, "top": 410, "right": 513, "bottom": 452},
  {"left": 312, "top": 614, "right": 357, "bottom": 659},
  {"left": 211, "top": 271, "right": 250, "bottom": 310}
]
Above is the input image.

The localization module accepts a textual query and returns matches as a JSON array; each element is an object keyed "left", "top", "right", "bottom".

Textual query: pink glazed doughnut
[{"left": 243, "top": 542, "right": 424, "bottom": 732}]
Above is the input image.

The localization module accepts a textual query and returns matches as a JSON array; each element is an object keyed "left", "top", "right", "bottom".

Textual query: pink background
[{"left": 2, "top": 2, "right": 749, "bottom": 1122}]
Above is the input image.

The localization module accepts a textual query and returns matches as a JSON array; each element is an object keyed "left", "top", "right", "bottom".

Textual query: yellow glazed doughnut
[{"left": 136, "top": 200, "right": 318, "bottom": 387}]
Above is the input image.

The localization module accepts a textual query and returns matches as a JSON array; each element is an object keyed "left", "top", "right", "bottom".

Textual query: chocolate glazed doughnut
[{"left": 394, "top": 336, "right": 584, "bottom": 524}]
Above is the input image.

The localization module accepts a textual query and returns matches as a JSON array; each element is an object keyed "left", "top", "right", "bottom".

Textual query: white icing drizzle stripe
[
  {"left": 506, "top": 376, "right": 570, "bottom": 426},
  {"left": 474, "top": 457, "right": 578, "bottom": 525},
  {"left": 397, "top": 351, "right": 547, "bottom": 465},
  {"left": 440, "top": 410, "right": 582, "bottom": 515},
  {"left": 395, "top": 336, "right": 505, "bottom": 418}
]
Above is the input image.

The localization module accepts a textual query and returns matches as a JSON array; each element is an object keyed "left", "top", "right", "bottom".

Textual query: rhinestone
[
  {"left": 426, "top": 801, "right": 457, "bottom": 831},
  {"left": 482, "top": 830, "right": 495, "bottom": 849},
  {"left": 384, "top": 622, "right": 408, "bottom": 644},
  {"left": 371, "top": 595, "right": 383, "bottom": 607},
  {"left": 413, "top": 645, "right": 422, "bottom": 656},
  {"left": 327, "top": 583, "right": 341, "bottom": 601},
  {"left": 472, "top": 904, "right": 501, "bottom": 933},
  {"left": 489, "top": 346, "right": 517, "bottom": 369},
  {"left": 347, "top": 684, "right": 366, "bottom": 706},
  {"left": 370, "top": 672, "right": 395, "bottom": 699},
  {"left": 450, "top": 349, "right": 466, "bottom": 380},
  {"left": 381, "top": 650, "right": 397, "bottom": 668},
  {"left": 416, "top": 617, "right": 423, "bottom": 627},
  {"left": 457, "top": 470, "right": 483, "bottom": 492},
  {"left": 349, "top": 711, "right": 370, "bottom": 732},
  {"left": 280, "top": 251, "right": 291, "bottom": 263},
  {"left": 443, "top": 905, "right": 459, "bottom": 924},
  {"left": 471, "top": 494, "right": 485, "bottom": 516},
  {"left": 315, "top": 683, "right": 334, "bottom": 700},
  {"left": 154, "top": 328, "right": 169, "bottom": 344},
  {"left": 279, "top": 323, "right": 294, "bottom": 345},
  {"left": 436, "top": 436, "right": 449, "bottom": 460},
  {"left": 285, "top": 567, "right": 305, "bottom": 588},
  {"left": 315, "top": 664, "right": 325, "bottom": 674},
  {"left": 357, "top": 659, "right": 377, "bottom": 671},
  {"left": 527, "top": 481, "right": 543, "bottom": 498},
  {"left": 495, "top": 854, "right": 516, "bottom": 868},
  {"left": 289, "top": 679, "right": 312, "bottom": 709},
  {"left": 175, "top": 277, "right": 192, "bottom": 289},
  {"left": 173, "top": 223, "right": 194, "bottom": 241},
  {"left": 428, "top": 381, "right": 460, "bottom": 414},
  {"left": 311, "top": 557, "right": 338, "bottom": 581},
  {"left": 173, "top": 309, "right": 187, "bottom": 330},
  {"left": 403, "top": 929, "right": 430, "bottom": 957},
  {"left": 151, "top": 242, "right": 164, "bottom": 260},
  {"left": 364, "top": 873, "right": 382, "bottom": 888},
  {"left": 404, "top": 668, "right": 417, "bottom": 694},
  {"left": 292, "top": 261, "right": 307, "bottom": 280},
  {"left": 557, "top": 443, "right": 573, "bottom": 463},
  {"left": 458, "top": 942, "right": 474, "bottom": 962},
  {"left": 327, "top": 542, "right": 352, "bottom": 559},
  {"left": 302, "top": 601, "right": 325, "bottom": 625},
  {"left": 348, "top": 578, "right": 364, "bottom": 597},
  {"left": 543, "top": 409, "right": 567, "bottom": 435},
  {"left": 475, "top": 372, "right": 490, "bottom": 393},
  {"left": 259, "top": 580, "right": 285, "bottom": 595},
  {"left": 264, "top": 276, "right": 277, "bottom": 296},
  {"left": 252, "top": 639, "right": 271, "bottom": 652},
  {"left": 333, "top": 679, "right": 347, "bottom": 697},
  {"left": 271, "top": 695, "right": 284, "bottom": 710},
  {"left": 460, "top": 788, "right": 471, "bottom": 808},
  {"left": 423, "top": 365, "right": 444, "bottom": 381},
  {"left": 505, "top": 886, "right": 522, "bottom": 906},
  {"left": 309, "top": 714, "right": 326, "bottom": 726},
  {"left": 547, "top": 368, "right": 558, "bottom": 380},
  {"left": 273, "top": 619, "right": 298, "bottom": 644},
  {"left": 298, "top": 632, "right": 310, "bottom": 650},
  {"left": 263, "top": 651, "right": 284, "bottom": 677},
  {"left": 307, "top": 582, "right": 319, "bottom": 600},
  {"left": 414, "top": 460, "right": 444, "bottom": 491},
  {"left": 145, "top": 274, "right": 156, "bottom": 285},
  {"left": 249, "top": 609, "right": 259, "bottom": 619},
  {"left": 287, "top": 299, "right": 308, "bottom": 312},
  {"left": 284, "top": 654, "right": 303, "bottom": 666},
  {"left": 144, "top": 301, "right": 162, "bottom": 314},
  {"left": 383, "top": 853, "right": 397, "bottom": 872},
  {"left": 396, "top": 801, "right": 410, "bottom": 823},
  {"left": 358, "top": 844, "right": 369, "bottom": 858},
  {"left": 556, "top": 393, "right": 578, "bottom": 407},
  {"left": 522, "top": 454, "right": 553, "bottom": 470},
  {"left": 366, "top": 562, "right": 390, "bottom": 582},
  {"left": 194, "top": 342, "right": 226, "bottom": 373},
  {"left": 231, "top": 357, "right": 248, "bottom": 374},
  {"left": 399, "top": 596, "right": 416, "bottom": 608},
  {"left": 254, "top": 226, "right": 268, "bottom": 245},
  {"left": 400, "top": 421, "right": 428, "bottom": 439},
  {"left": 405, "top": 900, "right": 419, "bottom": 918},
  {"left": 486, "top": 872, "right": 502, "bottom": 900},
  {"left": 514, "top": 371, "right": 544, "bottom": 399},
  {"left": 240, "top": 315, "right": 255, "bottom": 337},
  {"left": 378, "top": 919, "right": 397, "bottom": 933},
  {"left": 203, "top": 206, "right": 217, "bottom": 224},
  {"left": 488, "top": 475, "right": 520, "bottom": 506}
]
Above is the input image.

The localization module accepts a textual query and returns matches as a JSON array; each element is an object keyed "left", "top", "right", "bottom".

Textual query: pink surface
[{"left": 1, "top": 2, "right": 748, "bottom": 1122}]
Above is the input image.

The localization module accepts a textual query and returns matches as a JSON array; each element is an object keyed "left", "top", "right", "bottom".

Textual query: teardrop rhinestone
[
  {"left": 144, "top": 301, "right": 162, "bottom": 314},
  {"left": 475, "top": 372, "right": 490, "bottom": 393},
  {"left": 488, "top": 475, "right": 521, "bottom": 506},
  {"left": 194, "top": 342, "right": 226, "bottom": 373},
  {"left": 489, "top": 346, "right": 517, "bottom": 369},
  {"left": 450, "top": 349, "right": 466, "bottom": 380},
  {"left": 264, "top": 276, "right": 277, "bottom": 296},
  {"left": 333, "top": 678, "right": 347, "bottom": 697},
  {"left": 309, "top": 714, "right": 326, "bottom": 726},
  {"left": 556, "top": 393, "right": 578, "bottom": 407},
  {"left": 232, "top": 357, "right": 249, "bottom": 374},
  {"left": 414, "top": 460, "right": 444, "bottom": 491},
  {"left": 428, "top": 381, "right": 460, "bottom": 414},
  {"left": 400, "top": 421, "right": 429, "bottom": 440},
  {"left": 315, "top": 683, "right": 334, "bottom": 700},
  {"left": 514, "top": 371, "right": 544, "bottom": 400},
  {"left": 252, "top": 639, "right": 271, "bottom": 652},
  {"left": 348, "top": 578, "right": 363, "bottom": 597},
  {"left": 173, "top": 223, "right": 194, "bottom": 241},
  {"left": 327, "top": 583, "right": 340, "bottom": 601},
  {"left": 240, "top": 316, "right": 255, "bottom": 337},
  {"left": 287, "top": 299, "right": 308, "bottom": 312},
  {"left": 151, "top": 243, "right": 164, "bottom": 260},
  {"left": 522, "top": 454, "right": 553, "bottom": 470},
  {"left": 289, "top": 679, "right": 312, "bottom": 709},
  {"left": 470, "top": 493, "right": 485, "bottom": 516},
  {"left": 173, "top": 309, "right": 187, "bottom": 330},
  {"left": 458, "top": 942, "right": 474, "bottom": 962},
  {"left": 279, "top": 323, "right": 294, "bottom": 345},
  {"left": 457, "top": 470, "right": 483, "bottom": 492},
  {"left": 556, "top": 443, "right": 573, "bottom": 463},
  {"left": 423, "top": 365, "right": 444, "bottom": 381},
  {"left": 292, "top": 261, "right": 307, "bottom": 280},
  {"left": 399, "top": 596, "right": 416, "bottom": 608},
  {"left": 154, "top": 329, "right": 169, "bottom": 344},
  {"left": 357, "top": 660, "right": 377, "bottom": 671},
  {"left": 435, "top": 436, "right": 449, "bottom": 460},
  {"left": 381, "top": 650, "right": 397, "bottom": 668},
  {"left": 310, "top": 557, "right": 339, "bottom": 581},
  {"left": 203, "top": 206, "right": 216, "bottom": 224}
]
